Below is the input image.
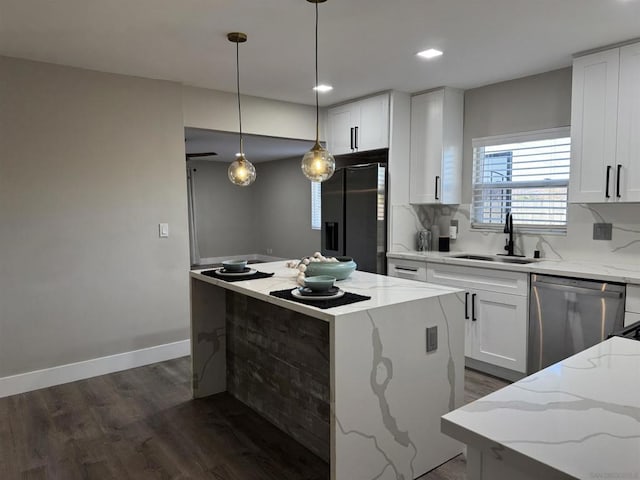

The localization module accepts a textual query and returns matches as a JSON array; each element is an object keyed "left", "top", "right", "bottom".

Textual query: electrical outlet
[
  {"left": 593, "top": 223, "right": 612, "bottom": 241},
  {"left": 266, "top": 248, "right": 273, "bottom": 255},
  {"left": 426, "top": 326, "right": 438, "bottom": 353}
]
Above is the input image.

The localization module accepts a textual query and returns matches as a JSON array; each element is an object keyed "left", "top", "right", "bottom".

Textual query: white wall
[{"left": 0, "top": 56, "right": 190, "bottom": 377}]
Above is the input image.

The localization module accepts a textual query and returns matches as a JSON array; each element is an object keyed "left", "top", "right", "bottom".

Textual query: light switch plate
[{"left": 159, "top": 223, "right": 169, "bottom": 238}]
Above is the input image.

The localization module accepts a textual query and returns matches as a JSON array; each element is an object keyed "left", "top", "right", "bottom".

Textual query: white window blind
[
  {"left": 311, "top": 181, "right": 321, "bottom": 230},
  {"left": 472, "top": 127, "right": 571, "bottom": 233}
]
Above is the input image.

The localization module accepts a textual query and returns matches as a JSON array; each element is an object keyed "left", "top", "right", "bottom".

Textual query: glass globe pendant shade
[
  {"left": 301, "top": 142, "right": 335, "bottom": 182},
  {"left": 228, "top": 154, "right": 256, "bottom": 186}
]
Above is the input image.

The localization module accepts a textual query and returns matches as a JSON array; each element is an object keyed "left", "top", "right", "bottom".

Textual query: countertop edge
[{"left": 387, "top": 251, "right": 640, "bottom": 284}]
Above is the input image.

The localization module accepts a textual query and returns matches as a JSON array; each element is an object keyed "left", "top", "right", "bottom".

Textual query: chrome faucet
[{"left": 503, "top": 210, "right": 515, "bottom": 256}]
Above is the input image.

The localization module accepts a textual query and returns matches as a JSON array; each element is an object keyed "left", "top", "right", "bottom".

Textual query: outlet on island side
[{"left": 426, "top": 326, "right": 438, "bottom": 353}]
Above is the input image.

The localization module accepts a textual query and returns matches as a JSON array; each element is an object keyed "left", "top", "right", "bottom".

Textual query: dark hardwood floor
[{"left": 0, "top": 358, "right": 508, "bottom": 480}]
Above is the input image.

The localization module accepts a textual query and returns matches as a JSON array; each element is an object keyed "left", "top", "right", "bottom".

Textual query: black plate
[
  {"left": 298, "top": 286, "right": 340, "bottom": 297},
  {"left": 220, "top": 267, "right": 251, "bottom": 274}
]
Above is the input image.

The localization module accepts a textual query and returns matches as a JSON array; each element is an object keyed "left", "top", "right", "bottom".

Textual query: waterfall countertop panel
[
  {"left": 387, "top": 251, "right": 640, "bottom": 284},
  {"left": 442, "top": 336, "right": 640, "bottom": 479},
  {"left": 190, "top": 260, "right": 462, "bottom": 322}
]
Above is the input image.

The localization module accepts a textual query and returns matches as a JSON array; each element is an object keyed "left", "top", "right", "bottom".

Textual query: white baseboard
[{"left": 0, "top": 340, "right": 191, "bottom": 399}]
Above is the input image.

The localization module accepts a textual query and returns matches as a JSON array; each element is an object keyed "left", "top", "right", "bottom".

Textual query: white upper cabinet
[
  {"left": 409, "top": 88, "right": 463, "bottom": 204},
  {"left": 616, "top": 42, "right": 640, "bottom": 202},
  {"left": 327, "top": 93, "right": 389, "bottom": 155},
  {"left": 570, "top": 41, "right": 640, "bottom": 203}
]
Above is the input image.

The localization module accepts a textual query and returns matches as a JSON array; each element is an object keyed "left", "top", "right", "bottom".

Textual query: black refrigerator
[{"left": 321, "top": 163, "right": 387, "bottom": 275}]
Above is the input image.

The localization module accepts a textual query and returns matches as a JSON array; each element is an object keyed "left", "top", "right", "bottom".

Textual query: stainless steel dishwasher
[{"left": 528, "top": 274, "right": 626, "bottom": 374}]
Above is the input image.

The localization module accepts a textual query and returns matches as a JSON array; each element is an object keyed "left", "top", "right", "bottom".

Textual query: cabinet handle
[
  {"left": 465, "top": 292, "right": 469, "bottom": 320},
  {"left": 605, "top": 165, "right": 611, "bottom": 198},
  {"left": 350, "top": 127, "right": 354, "bottom": 150},
  {"left": 354, "top": 126, "right": 359, "bottom": 150},
  {"left": 471, "top": 293, "right": 477, "bottom": 321},
  {"left": 616, "top": 164, "right": 622, "bottom": 199},
  {"left": 435, "top": 176, "right": 440, "bottom": 200},
  {"left": 394, "top": 266, "right": 418, "bottom": 273}
]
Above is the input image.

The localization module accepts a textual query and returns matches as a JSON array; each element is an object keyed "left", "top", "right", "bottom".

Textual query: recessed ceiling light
[
  {"left": 313, "top": 84, "right": 333, "bottom": 93},
  {"left": 417, "top": 48, "right": 443, "bottom": 59}
]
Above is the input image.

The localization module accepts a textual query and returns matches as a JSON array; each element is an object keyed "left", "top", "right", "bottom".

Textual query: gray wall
[
  {"left": 189, "top": 155, "right": 320, "bottom": 261},
  {"left": 189, "top": 161, "right": 255, "bottom": 258},
  {"left": 0, "top": 57, "right": 190, "bottom": 377},
  {"left": 461, "top": 67, "right": 573, "bottom": 204},
  {"left": 252, "top": 157, "right": 321, "bottom": 259}
]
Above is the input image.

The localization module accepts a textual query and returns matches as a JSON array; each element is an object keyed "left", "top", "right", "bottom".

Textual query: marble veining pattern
[
  {"left": 391, "top": 199, "right": 640, "bottom": 264},
  {"left": 368, "top": 311, "right": 418, "bottom": 479},
  {"left": 191, "top": 261, "right": 465, "bottom": 479},
  {"left": 442, "top": 337, "right": 640, "bottom": 479}
]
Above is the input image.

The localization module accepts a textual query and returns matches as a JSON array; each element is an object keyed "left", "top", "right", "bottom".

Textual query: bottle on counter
[
  {"left": 430, "top": 224, "right": 440, "bottom": 252},
  {"left": 417, "top": 230, "right": 432, "bottom": 251}
]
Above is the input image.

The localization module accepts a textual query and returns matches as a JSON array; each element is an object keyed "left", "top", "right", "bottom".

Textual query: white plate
[
  {"left": 215, "top": 268, "right": 257, "bottom": 277},
  {"left": 291, "top": 288, "right": 345, "bottom": 301}
]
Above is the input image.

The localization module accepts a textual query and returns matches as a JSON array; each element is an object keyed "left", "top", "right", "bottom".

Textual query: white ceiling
[{"left": 1, "top": 0, "right": 639, "bottom": 107}]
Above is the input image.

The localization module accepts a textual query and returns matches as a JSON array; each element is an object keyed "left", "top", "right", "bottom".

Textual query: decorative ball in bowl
[
  {"left": 303, "top": 275, "right": 336, "bottom": 292},
  {"left": 222, "top": 259, "right": 248, "bottom": 272},
  {"left": 305, "top": 257, "right": 357, "bottom": 280}
]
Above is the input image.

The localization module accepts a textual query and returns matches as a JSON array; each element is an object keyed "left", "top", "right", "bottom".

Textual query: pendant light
[
  {"left": 227, "top": 32, "right": 256, "bottom": 187},
  {"left": 301, "top": 0, "right": 335, "bottom": 183}
]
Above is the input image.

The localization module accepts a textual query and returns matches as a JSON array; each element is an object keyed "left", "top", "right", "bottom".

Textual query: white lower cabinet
[
  {"left": 427, "top": 263, "right": 528, "bottom": 377},
  {"left": 469, "top": 290, "right": 528, "bottom": 372}
]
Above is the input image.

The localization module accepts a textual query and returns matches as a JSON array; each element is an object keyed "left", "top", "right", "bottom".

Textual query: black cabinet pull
[
  {"left": 605, "top": 165, "right": 612, "bottom": 198},
  {"left": 435, "top": 176, "right": 440, "bottom": 200},
  {"left": 350, "top": 127, "right": 354, "bottom": 150},
  {"left": 465, "top": 292, "right": 469, "bottom": 320},
  {"left": 616, "top": 164, "right": 622, "bottom": 198},
  {"left": 354, "top": 126, "right": 359, "bottom": 150},
  {"left": 471, "top": 293, "right": 477, "bottom": 321}
]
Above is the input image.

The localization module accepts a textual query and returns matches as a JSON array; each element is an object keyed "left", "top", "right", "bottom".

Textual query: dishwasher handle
[{"left": 531, "top": 280, "right": 623, "bottom": 299}]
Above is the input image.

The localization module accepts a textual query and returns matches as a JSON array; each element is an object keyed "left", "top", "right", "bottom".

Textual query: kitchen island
[
  {"left": 190, "top": 260, "right": 465, "bottom": 480},
  {"left": 442, "top": 336, "right": 640, "bottom": 480}
]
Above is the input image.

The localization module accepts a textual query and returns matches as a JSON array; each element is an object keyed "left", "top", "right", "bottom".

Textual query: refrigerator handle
[{"left": 325, "top": 222, "right": 339, "bottom": 251}]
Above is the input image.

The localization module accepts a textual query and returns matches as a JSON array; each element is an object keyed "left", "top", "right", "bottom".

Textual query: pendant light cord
[
  {"left": 236, "top": 40, "right": 243, "bottom": 155},
  {"left": 315, "top": 1, "right": 319, "bottom": 143}
]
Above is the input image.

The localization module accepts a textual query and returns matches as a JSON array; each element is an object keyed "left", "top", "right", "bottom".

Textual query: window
[
  {"left": 311, "top": 181, "right": 321, "bottom": 230},
  {"left": 472, "top": 127, "right": 571, "bottom": 233}
]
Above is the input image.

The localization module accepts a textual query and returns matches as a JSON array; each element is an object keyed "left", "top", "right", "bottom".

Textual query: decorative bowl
[
  {"left": 305, "top": 258, "right": 357, "bottom": 280},
  {"left": 303, "top": 275, "right": 336, "bottom": 292},
  {"left": 222, "top": 259, "right": 248, "bottom": 272}
]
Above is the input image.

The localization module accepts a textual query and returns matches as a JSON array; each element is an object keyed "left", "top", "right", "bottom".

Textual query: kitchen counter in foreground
[
  {"left": 442, "top": 337, "right": 640, "bottom": 480},
  {"left": 190, "top": 261, "right": 465, "bottom": 480}
]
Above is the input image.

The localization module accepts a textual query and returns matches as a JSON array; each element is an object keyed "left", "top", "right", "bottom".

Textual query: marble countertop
[
  {"left": 190, "top": 260, "right": 462, "bottom": 322},
  {"left": 441, "top": 336, "right": 640, "bottom": 479},
  {"left": 388, "top": 251, "right": 640, "bottom": 284}
]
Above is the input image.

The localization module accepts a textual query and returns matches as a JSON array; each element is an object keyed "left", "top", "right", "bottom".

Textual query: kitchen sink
[{"left": 451, "top": 254, "right": 537, "bottom": 264}]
